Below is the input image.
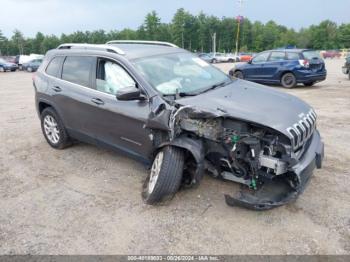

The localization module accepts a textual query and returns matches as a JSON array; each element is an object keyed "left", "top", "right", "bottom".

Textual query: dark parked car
[
  {"left": 0, "top": 58, "right": 18, "bottom": 72},
  {"left": 342, "top": 55, "right": 350, "bottom": 79},
  {"left": 229, "top": 49, "right": 327, "bottom": 88},
  {"left": 33, "top": 41, "right": 324, "bottom": 210},
  {"left": 22, "top": 59, "right": 43, "bottom": 72}
]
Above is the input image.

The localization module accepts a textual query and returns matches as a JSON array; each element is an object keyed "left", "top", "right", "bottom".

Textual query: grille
[{"left": 286, "top": 109, "right": 317, "bottom": 150}]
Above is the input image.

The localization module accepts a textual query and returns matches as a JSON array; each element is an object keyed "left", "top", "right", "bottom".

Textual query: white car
[{"left": 210, "top": 53, "right": 239, "bottom": 63}]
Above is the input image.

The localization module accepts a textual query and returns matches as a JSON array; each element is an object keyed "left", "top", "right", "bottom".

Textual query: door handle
[
  {"left": 52, "top": 86, "right": 62, "bottom": 92},
  {"left": 91, "top": 98, "right": 105, "bottom": 105}
]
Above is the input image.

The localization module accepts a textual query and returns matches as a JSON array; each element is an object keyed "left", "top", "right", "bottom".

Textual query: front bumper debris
[{"left": 225, "top": 131, "right": 324, "bottom": 210}]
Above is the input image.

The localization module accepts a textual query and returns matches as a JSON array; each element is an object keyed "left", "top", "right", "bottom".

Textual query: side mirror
[
  {"left": 116, "top": 86, "right": 145, "bottom": 101},
  {"left": 248, "top": 59, "right": 253, "bottom": 64}
]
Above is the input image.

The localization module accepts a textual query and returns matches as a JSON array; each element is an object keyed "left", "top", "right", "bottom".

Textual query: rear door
[
  {"left": 262, "top": 51, "right": 287, "bottom": 81},
  {"left": 244, "top": 51, "right": 270, "bottom": 80},
  {"left": 50, "top": 55, "right": 97, "bottom": 142}
]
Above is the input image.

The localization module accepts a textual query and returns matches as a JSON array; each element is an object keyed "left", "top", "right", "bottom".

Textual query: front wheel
[
  {"left": 211, "top": 59, "right": 217, "bottom": 64},
  {"left": 0, "top": 67, "right": 5, "bottom": 72},
  {"left": 233, "top": 71, "right": 244, "bottom": 79},
  {"left": 142, "top": 146, "right": 184, "bottom": 204},
  {"left": 281, "top": 73, "right": 297, "bottom": 88},
  {"left": 27, "top": 67, "right": 33, "bottom": 72},
  {"left": 348, "top": 72, "right": 350, "bottom": 80}
]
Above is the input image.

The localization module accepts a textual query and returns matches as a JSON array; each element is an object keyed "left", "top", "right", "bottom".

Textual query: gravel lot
[{"left": 0, "top": 59, "right": 349, "bottom": 255}]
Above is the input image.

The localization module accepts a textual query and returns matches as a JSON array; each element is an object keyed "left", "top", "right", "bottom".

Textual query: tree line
[{"left": 0, "top": 8, "right": 349, "bottom": 56}]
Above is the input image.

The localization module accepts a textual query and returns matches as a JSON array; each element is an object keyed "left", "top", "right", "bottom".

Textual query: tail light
[{"left": 299, "top": 59, "right": 310, "bottom": 68}]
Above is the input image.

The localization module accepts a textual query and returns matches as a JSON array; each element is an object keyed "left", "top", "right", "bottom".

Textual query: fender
[
  {"left": 158, "top": 136, "right": 205, "bottom": 185},
  {"left": 36, "top": 97, "right": 67, "bottom": 126}
]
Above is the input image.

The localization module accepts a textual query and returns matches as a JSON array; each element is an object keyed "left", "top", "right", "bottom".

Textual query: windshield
[
  {"left": 133, "top": 52, "right": 231, "bottom": 95},
  {"left": 0, "top": 58, "right": 7, "bottom": 63},
  {"left": 303, "top": 51, "right": 322, "bottom": 60}
]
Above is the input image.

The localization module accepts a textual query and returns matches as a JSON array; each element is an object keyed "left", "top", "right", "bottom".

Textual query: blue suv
[{"left": 229, "top": 49, "right": 327, "bottom": 88}]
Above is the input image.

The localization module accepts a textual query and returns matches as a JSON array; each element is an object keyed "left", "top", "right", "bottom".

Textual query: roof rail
[
  {"left": 106, "top": 40, "right": 178, "bottom": 48},
  {"left": 57, "top": 43, "right": 125, "bottom": 55}
]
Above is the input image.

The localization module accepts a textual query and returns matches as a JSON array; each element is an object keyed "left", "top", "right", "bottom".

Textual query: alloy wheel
[
  {"left": 148, "top": 151, "right": 164, "bottom": 194},
  {"left": 43, "top": 115, "right": 60, "bottom": 144}
]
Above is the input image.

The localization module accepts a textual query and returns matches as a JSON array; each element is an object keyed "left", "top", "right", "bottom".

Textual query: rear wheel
[
  {"left": 281, "top": 73, "right": 297, "bottom": 88},
  {"left": 348, "top": 72, "right": 350, "bottom": 80},
  {"left": 27, "top": 67, "right": 33, "bottom": 72},
  {"left": 228, "top": 59, "right": 234, "bottom": 63},
  {"left": 211, "top": 59, "right": 217, "bottom": 64},
  {"left": 234, "top": 70, "right": 244, "bottom": 79},
  {"left": 304, "top": 82, "right": 315, "bottom": 87},
  {"left": 0, "top": 67, "right": 4, "bottom": 72},
  {"left": 142, "top": 146, "right": 184, "bottom": 204},
  {"left": 40, "top": 107, "right": 71, "bottom": 149}
]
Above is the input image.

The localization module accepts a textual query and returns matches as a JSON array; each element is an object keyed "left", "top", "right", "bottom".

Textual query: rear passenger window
[
  {"left": 62, "top": 56, "right": 95, "bottom": 87},
  {"left": 287, "top": 52, "right": 300, "bottom": 60},
  {"left": 46, "top": 56, "right": 64, "bottom": 77},
  {"left": 96, "top": 59, "right": 136, "bottom": 95},
  {"left": 269, "top": 52, "right": 286, "bottom": 61}
]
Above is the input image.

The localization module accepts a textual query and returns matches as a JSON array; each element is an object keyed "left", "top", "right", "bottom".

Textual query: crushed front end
[{"left": 168, "top": 106, "right": 324, "bottom": 210}]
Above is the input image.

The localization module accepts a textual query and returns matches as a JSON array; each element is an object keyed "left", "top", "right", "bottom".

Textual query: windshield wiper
[
  {"left": 199, "top": 80, "right": 231, "bottom": 94},
  {"left": 162, "top": 80, "right": 231, "bottom": 99}
]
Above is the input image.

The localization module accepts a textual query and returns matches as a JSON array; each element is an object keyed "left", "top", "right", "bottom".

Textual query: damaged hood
[{"left": 176, "top": 79, "right": 312, "bottom": 137}]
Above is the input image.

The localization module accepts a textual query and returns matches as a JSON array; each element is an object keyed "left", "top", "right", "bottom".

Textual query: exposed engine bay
[{"left": 148, "top": 101, "right": 321, "bottom": 210}]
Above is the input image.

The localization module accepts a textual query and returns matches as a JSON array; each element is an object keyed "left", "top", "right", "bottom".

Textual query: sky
[{"left": 1, "top": 0, "right": 350, "bottom": 37}]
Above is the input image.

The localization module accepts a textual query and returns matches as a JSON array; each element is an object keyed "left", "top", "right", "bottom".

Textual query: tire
[
  {"left": 233, "top": 70, "right": 244, "bottom": 79},
  {"left": 348, "top": 72, "right": 350, "bottom": 80},
  {"left": 304, "top": 82, "right": 315, "bottom": 87},
  {"left": 211, "top": 59, "right": 217, "bottom": 64},
  {"left": 27, "top": 67, "right": 33, "bottom": 72},
  {"left": 40, "top": 107, "right": 71, "bottom": 149},
  {"left": 142, "top": 146, "right": 185, "bottom": 204},
  {"left": 228, "top": 59, "right": 234, "bottom": 63},
  {"left": 0, "top": 67, "right": 4, "bottom": 72},
  {"left": 281, "top": 72, "right": 297, "bottom": 88}
]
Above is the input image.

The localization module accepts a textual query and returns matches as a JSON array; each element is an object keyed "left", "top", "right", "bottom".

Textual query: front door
[
  {"left": 244, "top": 51, "right": 270, "bottom": 81},
  {"left": 88, "top": 58, "right": 153, "bottom": 160}
]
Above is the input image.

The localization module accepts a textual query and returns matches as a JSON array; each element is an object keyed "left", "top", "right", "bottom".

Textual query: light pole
[
  {"left": 0, "top": 39, "right": 5, "bottom": 56},
  {"left": 212, "top": 33, "right": 216, "bottom": 53},
  {"left": 182, "top": 23, "right": 185, "bottom": 49},
  {"left": 234, "top": 0, "right": 245, "bottom": 56}
]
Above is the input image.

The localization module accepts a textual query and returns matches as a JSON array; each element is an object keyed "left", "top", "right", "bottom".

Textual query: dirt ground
[{"left": 0, "top": 59, "right": 349, "bottom": 255}]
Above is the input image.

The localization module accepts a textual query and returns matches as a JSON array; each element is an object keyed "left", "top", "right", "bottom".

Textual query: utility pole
[
  {"left": 212, "top": 33, "right": 216, "bottom": 53},
  {"left": 235, "top": 0, "right": 245, "bottom": 56},
  {"left": 182, "top": 23, "right": 185, "bottom": 49}
]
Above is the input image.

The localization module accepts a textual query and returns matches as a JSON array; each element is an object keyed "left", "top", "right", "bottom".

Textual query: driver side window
[
  {"left": 96, "top": 59, "right": 136, "bottom": 95},
  {"left": 252, "top": 52, "right": 270, "bottom": 63}
]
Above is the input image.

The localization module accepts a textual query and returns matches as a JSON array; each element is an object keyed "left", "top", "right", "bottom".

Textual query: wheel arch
[
  {"left": 279, "top": 70, "right": 295, "bottom": 80},
  {"left": 156, "top": 136, "right": 205, "bottom": 185},
  {"left": 38, "top": 101, "right": 52, "bottom": 115},
  {"left": 229, "top": 69, "right": 241, "bottom": 76},
  {"left": 37, "top": 99, "right": 67, "bottom": 127}
]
